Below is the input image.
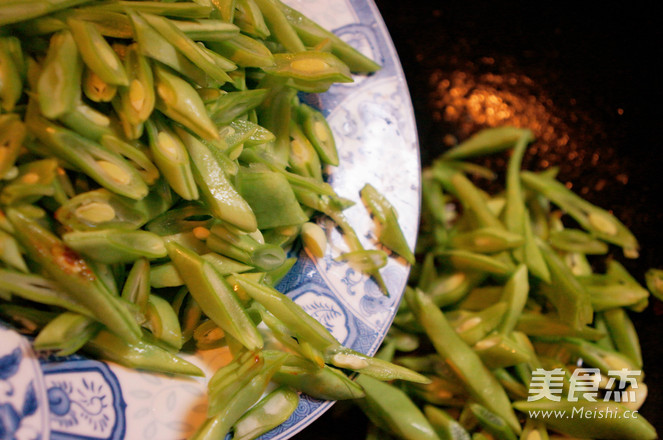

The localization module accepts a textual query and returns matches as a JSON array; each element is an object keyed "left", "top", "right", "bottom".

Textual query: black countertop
[{"left": 297, "top": 1, "right": 663, "bottom": 437}]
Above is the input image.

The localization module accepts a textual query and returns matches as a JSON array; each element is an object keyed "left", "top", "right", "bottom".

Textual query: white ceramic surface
[{"left": 0, "top": 0, "right": 420, "bottom": 438}]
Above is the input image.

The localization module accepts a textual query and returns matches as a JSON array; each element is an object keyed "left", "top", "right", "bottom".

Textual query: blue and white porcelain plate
[{"left": 0, "top": 0, "right": 420, "bottom": 438}]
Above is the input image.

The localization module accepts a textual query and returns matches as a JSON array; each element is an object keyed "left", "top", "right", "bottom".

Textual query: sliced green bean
[
  {"left": 522, "top": 170, "right": 639, "bottom": 258},
  {"left": 355, "top": 374, "right": 440, "bottom": 440},
  {"left": 37, "top": 30, "right": 82, "bottom": 119},
  {"left": 67, "top": 17, "right": 128, "bottom": 86},
  {"left": 205, "top": 222, "right": 286, "bottom": 271},
  {"left": 33, "top": 312, "right": 101, "bottom": 356},
  {"left": 230, "top": 386, "right": 299, "bottom": 440},
  {"left": 406, "top": 287, "right": 521, "bottom": 434},
  {"left": 176, "top": 127, "right": 258, "bottom": 232},
  {"left": 63, "top": 229, "right": 167, "bottom": 264},
  {"left": 252, "top": 0, "right": 305, "bottom": 53},
  {"left": 207, "top": 33, "right": 275, "bottom": 68},
  {"left": 278, "top": 1, "right": 381, "bottom": 73},
  {"left": 442, "top": 126, "right": 533, "bottom": 161},
  {"left": 235, "top": 165, "right": 308, "bottom": 230},
  {"left": 7, "top": 208, "right": 141, "bottom": 343},
  {"left": 85, "top": 328, "right": 203, "bottom": 377},
  {"left": 273, "top": 355, "right": 365, "bottom": 400},
  {"left": 167, "top": 241, "right": 263, "bottom": 351},
  {"left": 602, "top": 307, "right": 643, "bottom": 368},
  {"left": 360, "top": 183, "right": 415, "bottom": 264}
]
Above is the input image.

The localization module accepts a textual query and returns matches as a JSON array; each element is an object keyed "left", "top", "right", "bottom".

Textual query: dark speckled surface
[{"left": 297, "top": 2, "right": 663, "bottom": 437}]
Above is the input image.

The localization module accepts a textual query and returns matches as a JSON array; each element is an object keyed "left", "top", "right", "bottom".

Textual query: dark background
[{"left": 298, "top": 1, "right": 663, "bottom": 437}]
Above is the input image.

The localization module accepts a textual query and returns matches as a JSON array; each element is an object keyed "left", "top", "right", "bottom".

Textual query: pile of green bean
[
  {"left": 0, "top": 1, "right": 425, "bottom": 439},
  {"left": 352, "top": 127, "right": 660, "bottom": 440}
]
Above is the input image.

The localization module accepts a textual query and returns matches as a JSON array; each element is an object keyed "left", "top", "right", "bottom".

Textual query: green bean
[
  {"left": 234, "top": 274, "right": 336, "bottom": 351},
  {"left": 521, "top": 170, "right": 639, "bottom": 258},
  {"left": 0, "top": 115, "right": 25, "bottom": 179},
  {"left": 503, "top": 132, "right": 550, "bottom": 282},
  {"left": 121, "top": 258, "right": 150, "bottom": 315},
  {"left": 0, "top": 269, "right": 90, "bottom": 317},
  {"left": 496, "top": 264, "right": 529, "bottom": 334},
  {"left": 150, "top": 252, "right": 252, "bottom": 288},
  {"left": 175, "top": 130, "right": 257, "bottom": 232},
  {"left": 455, "top": 285, "right": 503, "bottom": 311},
  {"left": 141, "top": 12, "right": 234, "bottom": 84},
  {"left": 0, "top": 38, "right": 23, "bottom": 112},
  {"left": 230, "top": 386, "right": 298, "bottom": 440},
  {"left": 449, "top": 227, "right": 524, "bottom": 254},
  {"left": 144, "top": 293, "right": 183, "bottom": 350},
  {"left": 645, "top": 267, "right": 663, "bottom": 301},
  {"left": 468, "top": 403, "right": 518, "bottom": 440},
  {"left": 207, "top": 33, "right": 275, "bottom": 68},
  {"left": 115, "top": 43, "right": 155, "bottom": 133},
  {"left": 360, "top": 183, "right": 415, "bottom": 264},
  {"left": 0, "top": 158, "right": 58, "bottom": 205},
  {"left": 59, "top": 101, "right": 114, "bottom": 141},
  {"left": 435, "top": 249, "right": 514, "bottom": 277},
  {"left": 356, "top": 374, "right": 440, "bottom": 440},
  {"left": 37, "top": 30, "right": 82, "bottom": 119},
  {"left": 59, "top": 8, "right": 134, "bottom": 39},
  {"left": 85, "top": 328, "right": 203, "bottom": 376},
  {"left": 173, "top": 19, "right": 240, "bottom": 42},
  {"left": 0, "top": 0, "right": 90, "bottom": 30},
  {"left": 7, "top": 208, "right": 142, "bottom": 343},
  {"left": 449, "top": 301, "right": 508, "bottom": 346},
  {"left": 62, "top": 229, "right": 167, "bottom": 264},
  {"left": 441, "top": 126, "right": 533, "bottom": 161},
  {"left": 536, "top": 240, "right": 593, "bottom": 329},
  {"left": 513, "top": 398, "right": 656, "bottom": 440},
  {"left": 289, "top": 119, "right": 323, "bottom": 181},
  {"left": 56, "top": 183, "right": 171, "bottom": 231},
  {"left": 194, "top": 351, "right": 287, "bottom": 439},
  {"left": 82, "top": 67, "right": 117, "bottom": 102},
  {"left": 278, "top": 1, "right": 381, "bottom": 73},
  {"left": 33, "top": 312, "right": 101, "bottom": 356},
  {"left": 406, "top": 287, "right": 521, "bottom": 434},
  {"left": 253, "top": 0, "right": 305, "bottom": 53},
  {"left": 234, "top": 0, "right": 270, "bottom": 39},
  {"left": 424, "top": 405, "right": 471, "bottom": 440},
  {"left": 602, "top": 307, "right": 643, "bottom": 368},
  {"left": 87, "top": 1, "right": 214, "bottom": 19},
  {"left": 515, "top": 312, "right": 604, "bottom": 341},
  {"left": 264, "top": 51, "right": 352, "bottom": 84},
  {"left": 235, "top": 166, "right": 309, "bottom": 230},
  {"left": 67, "top": 17, "right": 128, "bottom": 87},
  {"left": 449, "top": 171, "right": 505, "bottom": 230},
  {"left": 145, "top": 118, "right": 198, "bottom": 200},
  {"left": 326, "top": 345, "right": 429, "bottom": 383},
  {"left": 578, "top": 259, "right": 650, "bottom": 311},
  {"left": 0, "top": 229, "right": 27, "bottom": 272},
  {"left": 549, "top": 228, "right": 609, "bottom": 254},
  {"left": 473, "top": 333, "right": 531, "bottom": 369},
  {"left": 0, "top": 303, "right": 58, "bottom": 333},
  {"left": 254, "top": 83, "right": 296, "bottom": 167},
  {"left": 27, "top": 105, "right": 149, "bottom": 200},
  {"left": 209, "top": 0, "right": 236, "bottom": 21},
  {"left": 205, "top": 222, "right": 286, "bottom": 271},
  {"left": 127, "top": 10, "right": 210, "bottom": 87},
  {"left": 492, "top": 368, "right": 529, "bottom": 401},
  {"left": 273, "top": 355, "right": 365, "bottom": 400},
  {"left": 153, "top": 65, "right": 219, "bottom": 140},
  {"left": 205, "top": 89, "right": 268, "bottom": 126},
  {"left": 167, "top": 241, "right": 263, "bottom": 351}
]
